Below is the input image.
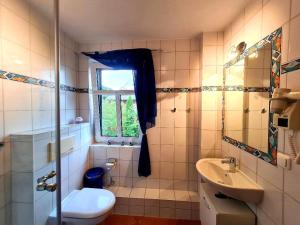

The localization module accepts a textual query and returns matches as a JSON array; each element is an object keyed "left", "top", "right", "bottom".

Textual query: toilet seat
[{"left": 62, "top": 188, "right": 116, "bottom": 219}]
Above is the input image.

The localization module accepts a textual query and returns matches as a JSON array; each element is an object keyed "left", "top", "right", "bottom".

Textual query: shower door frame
[{"left": 54, "top": 0, "right": 62, "bottom": 224}]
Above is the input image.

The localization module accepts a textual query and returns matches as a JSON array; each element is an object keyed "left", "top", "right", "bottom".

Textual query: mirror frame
[{"left": 222, "top": 27, "right": 282, "bottom": 165}]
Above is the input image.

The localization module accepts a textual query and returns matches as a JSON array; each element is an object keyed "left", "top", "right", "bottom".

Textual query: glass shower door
[{"left": 0, "top": 0, "right": 61, "bottom": 224}]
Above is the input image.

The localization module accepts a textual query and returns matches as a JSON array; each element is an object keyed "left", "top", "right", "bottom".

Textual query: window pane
[
  {"left": 121, "top": 95, "right": 139, "bottom": 137},
  {"left": 100, "top": 95, "right": 117, "bottom": 137},
  {"left": 100, "top": 70, "right": 134, "bottom": 90}
]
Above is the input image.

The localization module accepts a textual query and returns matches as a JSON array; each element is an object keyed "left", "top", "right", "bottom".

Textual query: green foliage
[
  {"left": 101, "top": 95, "right": 139, "bottom": 137},
  {"left": 101, "top": 96, "right": 117, "bottom": 136},
  {"left": 122, "top": 96, "right": 139, "bottom": 137}
]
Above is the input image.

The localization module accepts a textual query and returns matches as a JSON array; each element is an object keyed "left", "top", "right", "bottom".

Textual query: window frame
[{"left": 91, "top": 63, "right": 141, "bottom": 144}]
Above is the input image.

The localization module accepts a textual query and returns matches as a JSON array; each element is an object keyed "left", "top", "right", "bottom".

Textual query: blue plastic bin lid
[{"left": 85, "top": 167, "right": 105, "bottom": 179}]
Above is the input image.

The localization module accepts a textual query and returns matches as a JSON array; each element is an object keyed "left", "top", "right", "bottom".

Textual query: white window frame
[{"left": 91, "top": 63, "right": 141, "bottom": 144}]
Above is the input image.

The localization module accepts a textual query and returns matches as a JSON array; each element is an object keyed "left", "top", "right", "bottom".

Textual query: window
[{"left": 92, "top": 67, "right": 140, "bottom": 144}]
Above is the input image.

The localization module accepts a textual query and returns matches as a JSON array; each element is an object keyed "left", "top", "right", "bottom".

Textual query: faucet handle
[
  {"left": 221, "top": 157, "right": 237, "bottom": 173},
  {"left": 221, "top": 157, "right": 236, "bottom": 163}
]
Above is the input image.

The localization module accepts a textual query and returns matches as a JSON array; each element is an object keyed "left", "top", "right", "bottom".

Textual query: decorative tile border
[
  {"left": 0, "top": 69, "right": 89, "bottom": 93},
  {"left": 156, "top": 87, "right": 223, "bottom": 93},
  {"left": 281, "top": 58, "right": 300, "bottom": 74},
  {"left": 156, "top": 86, "right": 270, "bottom": 93},
  {"left": 223, "top": 136, "right": 273, "bottom": 163},
  {"left": 156, "top": 88, "right": 196, "bottom": 93},
  {"left": 0, "top": 69, "right": 272, "bottom": 95},
  {"left": 222, "top": 27, "right": 282, "bottom": 166},
  {"left": 223, "top": 86, "right": 270, "bottom": 92}
]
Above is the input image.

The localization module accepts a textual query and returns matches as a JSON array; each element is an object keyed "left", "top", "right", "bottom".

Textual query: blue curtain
[{"left": 83, "top": 48, "right": 157, "bottom": 177}]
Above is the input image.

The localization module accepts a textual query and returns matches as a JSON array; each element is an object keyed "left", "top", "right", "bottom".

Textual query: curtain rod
[{"left": 82, "top": 49, "right": 162, "bottom": 54}]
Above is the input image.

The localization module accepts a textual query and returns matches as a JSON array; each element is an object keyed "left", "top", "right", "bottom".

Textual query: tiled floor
[
  {"left": 108, "top": 186, "right": 199, "bottom": 202},
  {"left": 99, "top": 215, "right": 201, "bottom": 225}
]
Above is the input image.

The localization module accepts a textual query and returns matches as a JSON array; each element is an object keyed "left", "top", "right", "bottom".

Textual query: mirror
[{"left": 223, "top": 28, "right": 282, "bottom": 165}]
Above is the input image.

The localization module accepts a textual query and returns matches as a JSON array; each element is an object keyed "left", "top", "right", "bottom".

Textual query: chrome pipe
[{"left": 54, "top": 0, "right": 62, "bottom": 224}]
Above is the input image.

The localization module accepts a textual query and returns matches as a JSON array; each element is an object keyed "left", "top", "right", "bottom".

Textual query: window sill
[{"left": 91, "top": 143, "right": 141, "bottom": 148}]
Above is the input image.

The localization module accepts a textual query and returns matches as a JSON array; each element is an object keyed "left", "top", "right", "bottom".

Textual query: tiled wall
[
  {"left": 11, "top": 123, "right": 92, "bottom": 225},
  {"left": 0, "top": 0, "right": 80, "bottom": 224},
  {"left": 222, "top": 1, "right": 300, "bottom": 225},
  {"left": 199, "top": 32, "right": 223, "bottom": 159},
  {"left": 89, "top": 145, "right": 199, "bottom": 220},
  {"left": 79, "top": 38, "right": 202, "bottom": 191}
]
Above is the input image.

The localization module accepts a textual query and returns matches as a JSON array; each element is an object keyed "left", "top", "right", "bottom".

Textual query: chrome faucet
[
  {"left": 36, "top": 182, "right": 57, "bottom": 192},
  {"left": 36, "top": 171, "right": 57, "bottom": 192},
  {"left": 37, "top": 171, "right": 56, "bottom": 183},
  {"left": 221, "top": 157, "right": 237, "bottom": 173}
]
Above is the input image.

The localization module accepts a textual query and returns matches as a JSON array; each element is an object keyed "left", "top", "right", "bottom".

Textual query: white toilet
[{"left": 48, "top": 188, "right": 116, "bottom": 225}]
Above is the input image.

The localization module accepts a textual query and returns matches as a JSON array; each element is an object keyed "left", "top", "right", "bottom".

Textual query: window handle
[{"left": 171, "top": 108, "right": 176, "bottom": 113}]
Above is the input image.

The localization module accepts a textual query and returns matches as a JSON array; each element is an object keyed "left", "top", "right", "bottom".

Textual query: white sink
[{"left": 196, "top": 158, "right": 264, "bottom": 203}]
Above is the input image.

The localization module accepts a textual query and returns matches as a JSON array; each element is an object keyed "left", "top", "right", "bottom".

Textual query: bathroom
[{"left": 0, "top": 0, "right": 300, "bottom": 224}]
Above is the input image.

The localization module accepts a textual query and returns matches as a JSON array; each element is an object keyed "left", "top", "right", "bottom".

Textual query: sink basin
[{"left": 196, "top": 158, "right": 264, "bottom": 203}]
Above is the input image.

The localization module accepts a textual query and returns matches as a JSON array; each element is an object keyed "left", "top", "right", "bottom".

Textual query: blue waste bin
[{"left": 83, "top": 167, "right": 105, "bottom": 188}]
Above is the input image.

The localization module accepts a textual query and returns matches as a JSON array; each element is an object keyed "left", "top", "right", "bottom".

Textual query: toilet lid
[{"left": 62, "top": 188, "right": 116, "bottom": 219}]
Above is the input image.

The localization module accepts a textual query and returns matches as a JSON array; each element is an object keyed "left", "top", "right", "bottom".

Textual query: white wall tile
[
  {"left": 286, "top": 70, "right": 300, "bottom": 91},
  {"left": 161, "top": 40, "right": 175, "bottom": 52},
  {"left": 1, "top": 6, "right": 30, "bottom": 48},
  {"left": 291, "top": 0, "right": 300, "bottom": 17},
  {"left": 257, "top": 208, "right": 277, "bottom": 225},
  {"left": 284, "top": 161, "right": 300, "bottom": 202},
  {"left": 257, "top": 159, "right": 283, "bottom": 190},
  {"left": 244, "top": 11, "right": 263, "bottom": 47},
  {"left": 133, "top": 40, "right": 147, "bottom": 48},
  {"left": 257, "top": 176, "right": 283, "bottom": 224},
  {"left": 284, "top": 194, "right": 300, "bottom": 225},
  {"left": 288, "top": 15, "right": 300, "bottom": 61},
  {"left": 176, "top": 39, "right": 190, "bottom": 52},
  {"left": 32, "top": 111, "right": 52, "bottom": 130},
  {"left": 4, "top": 111, "right": 32, "bottom": 136},
  {"left": 161, "top": 52, "right": 175, "bottom": 70},
  {"left": 2, "top": 39, "right": 30, "bottom": 75},
  {"left": 121, "top": 40, "right": 133, "bottom": 49},
  {"left": 31, "top": 86, "right": 51, "bottom": 111},
  {"left": 174, "top": 70, "right": 189, "bottom": 88},
  {"left": 30, "top": 25, "right": 50, "bottom": 58},
  {"left": 147, "top": 40, "right": 160, "bottom": 50},
  {"left": 262, "top": 0, "right": 291, "bottom": 37}
]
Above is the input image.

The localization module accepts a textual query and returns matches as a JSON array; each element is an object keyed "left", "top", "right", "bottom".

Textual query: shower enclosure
[{"left": 0, "top": 0, "right": 66, "bottom": 224}]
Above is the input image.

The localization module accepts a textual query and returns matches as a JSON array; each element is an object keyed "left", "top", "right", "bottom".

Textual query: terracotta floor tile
[
  {"left": 135, "top": 216, "right": 175, "bottom": 225},
  {"left": 99, "top": 215, "right": 201, "bottom": 225},
  {"left": 101, "top": 215, "right": 138, "bottom": 225},
  {"left": 174, "top": 220, "right": 201, "bottom": 225}
]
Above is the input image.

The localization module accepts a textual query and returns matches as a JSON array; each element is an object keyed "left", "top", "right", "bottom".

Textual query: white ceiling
[{"left": 30, "top": 0, "right": 250, "bottom": 44}]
